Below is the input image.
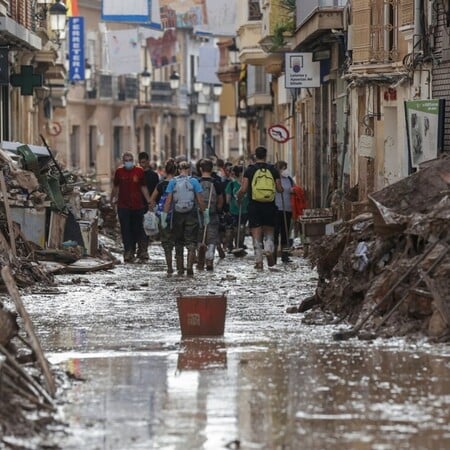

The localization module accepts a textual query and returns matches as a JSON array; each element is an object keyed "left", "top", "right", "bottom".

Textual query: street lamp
[
  {"left": 139, "top": 67, "right": 152, "bottom": 103},
  {"left": 170, "top": 71, "right": 180, "bottom": 90},
  {"left": 213, "top": 84, "right": 223, "bottom": 97},
  {"left": 49, "top": 0, "right": 67, "bottom": 45}
]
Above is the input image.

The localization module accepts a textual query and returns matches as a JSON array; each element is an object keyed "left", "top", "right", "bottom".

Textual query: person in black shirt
[{"left": 137, "top": 152, "right": 160, "bottom": 261}]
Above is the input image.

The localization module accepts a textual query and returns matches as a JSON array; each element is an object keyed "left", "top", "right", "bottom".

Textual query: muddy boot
[
  {"left": 206, "top": 259, "right": 214, "bottom": 271},
  {"left": 136, "top": 241, "right": 149, "bottom": 262},
  {"left": 186, "top": 249, "right": 195, "bottom": 276},
  {"left": 164, "top": 250, "right": 174, "bottom": 274},
  {"left": 123, "top": 250, "right": 135, "bottom": 263},
  {"left": 217, "top": 244, "right": 226, "bottom": 259},
  {"left": 273, "top": 248, "right": 278, "bottom": 265},
  {"left": 197, "top": 245, "right": 205, "bottom": 270},
  {"left": 175, "top": 249, "right": 184, "bottom": 275},
  {"left": 281, "top": 251, "right": 292, "bottom": 263},
  {"left": 225, "top": 228, "right": 234, "bottom": 253}
]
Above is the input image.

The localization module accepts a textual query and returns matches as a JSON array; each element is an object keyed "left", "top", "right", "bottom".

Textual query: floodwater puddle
[{"left": 19, "top": 244, "right": 450, "bottom": 449}]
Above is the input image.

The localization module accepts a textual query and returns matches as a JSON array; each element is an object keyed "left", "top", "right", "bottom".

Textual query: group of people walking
[{"left": 111, "top": 146, "right": 305, "bottom": 275}]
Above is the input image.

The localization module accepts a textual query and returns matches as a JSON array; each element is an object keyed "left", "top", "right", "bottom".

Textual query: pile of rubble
[
  {"left": 0, "top": 265, "right": 63, "bottom": 446},
  {"left": 301, "top": 156, "right": 450, "bottom": 342},
  {"left": 0, "top": 142, "right": 119, "bottom": 287}
]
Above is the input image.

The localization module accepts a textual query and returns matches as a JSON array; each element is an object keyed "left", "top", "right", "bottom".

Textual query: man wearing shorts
[{"left": 237, "top": 146, "right": 283, "bottom": 269}]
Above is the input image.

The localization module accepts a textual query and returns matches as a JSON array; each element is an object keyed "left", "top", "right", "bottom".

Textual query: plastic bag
[{"left": 143, "top": 211, "right": 159, "bottom": 236}]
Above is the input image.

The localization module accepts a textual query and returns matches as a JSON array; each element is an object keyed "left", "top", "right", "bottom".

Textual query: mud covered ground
[{"left": 1, "top": 238, "right": 449, "bottom": 449}]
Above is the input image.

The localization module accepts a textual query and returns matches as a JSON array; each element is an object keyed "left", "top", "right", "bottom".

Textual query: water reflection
[
  {"left": 25, "top": 243, "right": 450, "bottom": 450},
  {"left": 177, "top": 338, "right": 227, "bottom": 371}
]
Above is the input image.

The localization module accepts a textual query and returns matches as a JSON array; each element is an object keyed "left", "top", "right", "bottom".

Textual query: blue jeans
[{"left": 117, "top": 208, "right": 146, "bottom": 254}]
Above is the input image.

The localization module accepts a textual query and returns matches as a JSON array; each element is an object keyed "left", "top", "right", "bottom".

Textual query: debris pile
[
  {"left": 0, "top": 267, "right": 60, "bottom": 446},
  {"left": 301, "top": 156, "right": 450, "bottom": 341},
  {"left": 0, "top": 144, "right": 118, "bottom": 286}
]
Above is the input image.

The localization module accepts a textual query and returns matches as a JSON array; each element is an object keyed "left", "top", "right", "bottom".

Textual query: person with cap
[
  {"left": 162, "top": 161, "right": 206, "bottom": 276},
  {"left": 111, "top": 152, "right": 152, "bottom": 263}
]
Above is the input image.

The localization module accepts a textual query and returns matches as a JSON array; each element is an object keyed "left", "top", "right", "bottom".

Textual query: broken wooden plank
[
  {"left": 1, "top": 265, "right": 56, "bottom": 397},
  {"left": 0, "top": 170, "right": 17, "bottom": 256}
]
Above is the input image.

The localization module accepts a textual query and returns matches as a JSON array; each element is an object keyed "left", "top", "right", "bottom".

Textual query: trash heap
[
  {"left": 303, "top": 156, "right": 450, "bottom": 341},
  {"left": 0, "top": 146, "right": 118, "bottom": 287}
]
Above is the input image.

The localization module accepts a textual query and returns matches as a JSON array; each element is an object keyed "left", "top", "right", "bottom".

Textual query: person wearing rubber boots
[
  {"left": 162, "top": 161, "right": 206, "bottom": 276},
  {"left": 236, "top": 146, "right": 282, "bottom": 270}
]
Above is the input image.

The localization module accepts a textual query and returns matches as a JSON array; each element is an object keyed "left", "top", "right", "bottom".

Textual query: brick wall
[{"left": 9, "top": 0, "right": 32, "bottom": 30}]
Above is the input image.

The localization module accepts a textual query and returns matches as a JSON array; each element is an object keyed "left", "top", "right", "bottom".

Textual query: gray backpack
[{"left": 172, "top": 176, "right": 195, "bottom": 213}]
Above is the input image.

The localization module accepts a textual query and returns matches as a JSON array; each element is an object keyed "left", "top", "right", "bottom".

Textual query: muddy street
[{"left": 19, "top": 241, "right": 450, "bottom": 450}]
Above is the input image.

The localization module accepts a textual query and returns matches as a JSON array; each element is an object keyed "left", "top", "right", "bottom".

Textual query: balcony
[
  {"left": 237, "top": 21, "right": 266, "bottom": 66},
  {"left": 217, "top": 39, "right": 241, "bottom": 84},
  {"left": 295, "top": 0, "right": 345, "bottom": 49}
]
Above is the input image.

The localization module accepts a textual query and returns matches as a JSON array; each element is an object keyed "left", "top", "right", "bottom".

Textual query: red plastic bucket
[{"left": 176, "top": 294, "right": 227, "bottom": 336}]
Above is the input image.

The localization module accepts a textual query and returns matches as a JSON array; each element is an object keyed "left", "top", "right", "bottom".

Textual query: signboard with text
[
  {"left": 68, "top": 17, "right": 85, "bottom": 82},
  {"left": 404, "top": 99, "right": 445, "bottom": 171},
  {"left": 284, "top": 53, "right": 320, "bottom": 88}
]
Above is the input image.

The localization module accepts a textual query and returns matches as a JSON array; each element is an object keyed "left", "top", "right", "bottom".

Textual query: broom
[
  {"left": 232, "top": 202, "right": 246, "bottom": 257},
  {"left": 197, "top": 180, "right": 214, "bottom": 267}
]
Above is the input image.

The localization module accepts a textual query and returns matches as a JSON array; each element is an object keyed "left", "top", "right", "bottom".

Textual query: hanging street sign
[
  {"left": 285, "top": 52, "right": 320, "bottom": 88},
  {"left": 268, "top": 124, "right": 290, "bottom": 143},
  {"left": 68, "top": 16, "right": 85, "bottom": 82}
]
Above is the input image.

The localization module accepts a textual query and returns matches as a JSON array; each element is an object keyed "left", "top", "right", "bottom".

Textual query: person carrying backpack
[
  {"left": 149, "top": 158, "right": 178, "bottom": 275},
  {"left": 274, "top": 160, "right": 294, "bottom": 263},
  {"left": 197, "top": 158, "right": 224, "bottom": 271},
  {"left": 236, "top": 146, "right": 283, "bottom": 270},
  {"left": 162, "top": 161, "right": 206, "bottom": 276}
]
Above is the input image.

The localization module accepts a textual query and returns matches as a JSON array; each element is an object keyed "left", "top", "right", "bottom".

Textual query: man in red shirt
[{"left": 111, "top": 152, "right": 152, "bottom": 263}]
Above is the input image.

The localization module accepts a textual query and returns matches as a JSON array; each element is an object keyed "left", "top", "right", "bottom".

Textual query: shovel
[
  {"left": 197, "top": 180, "right": 214, "bottom": 267},
  {"left": 232, "top": 163, "right": 246, "bottom": 257}
]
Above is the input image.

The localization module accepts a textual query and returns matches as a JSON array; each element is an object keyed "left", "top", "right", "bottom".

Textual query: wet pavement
[{"left": 18, "top": 240, "right": 450, "bottom": 450}]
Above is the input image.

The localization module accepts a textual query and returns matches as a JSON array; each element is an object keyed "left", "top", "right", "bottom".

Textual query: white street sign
[{"left": 285, "top": 53, "right": 320, "bottom": 88}]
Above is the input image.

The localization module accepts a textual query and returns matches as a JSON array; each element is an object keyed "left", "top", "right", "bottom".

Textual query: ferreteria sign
[{"left": 285, "top": 53, "right": 320, "bottom": 88}]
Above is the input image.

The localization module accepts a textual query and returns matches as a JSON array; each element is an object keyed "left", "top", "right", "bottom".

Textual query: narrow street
[{"left": 16, "top": 237, "right": 450, "bottom": 450}]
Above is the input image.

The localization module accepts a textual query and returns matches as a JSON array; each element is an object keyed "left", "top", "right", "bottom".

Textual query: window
[
  {"left": 113, "top": 127, "right": 122, "bottom": 162},
  {"left": 249, "top": 0, "right": 262, "bottom": 21}
]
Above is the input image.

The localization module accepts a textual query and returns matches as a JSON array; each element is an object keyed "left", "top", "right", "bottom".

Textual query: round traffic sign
[{"left": 268, "top": 124, "right": 290, "bottom": 143}]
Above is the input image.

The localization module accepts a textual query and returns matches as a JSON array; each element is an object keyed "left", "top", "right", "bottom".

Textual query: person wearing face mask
[
  {"left": 111, "top": 152, "right": 152, "bottom": 263},
  {"left": 274, "top": 161, "right": 294, "bottom": 263}
]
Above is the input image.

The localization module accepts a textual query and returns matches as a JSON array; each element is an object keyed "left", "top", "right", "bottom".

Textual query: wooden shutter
[
  {"left": 400, "top": 0, "right": 414, "bottom": 26},
  {"left": 352, "top": 0, "right": 372, "bottom": 63}
]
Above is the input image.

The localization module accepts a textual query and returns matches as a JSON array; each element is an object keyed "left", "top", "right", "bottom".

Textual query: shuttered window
[
  {"left": 352, "top": 0, "right": 372, "bottom": 63},
  {"left": 352, "top": 0, "right": 400, "bottom": 64},
  {"left": 400, "top": 0, "right": 414, "bottom": 26}
]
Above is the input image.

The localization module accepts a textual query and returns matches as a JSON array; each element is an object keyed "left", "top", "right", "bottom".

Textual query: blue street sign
[{"left": 68, "top": 17, "right": 85, "bottom": 82}]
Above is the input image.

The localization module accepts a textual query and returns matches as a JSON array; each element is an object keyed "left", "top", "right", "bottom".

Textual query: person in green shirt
[{"left": 225, "top": 165, "right": 249, "bottom": 251}]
